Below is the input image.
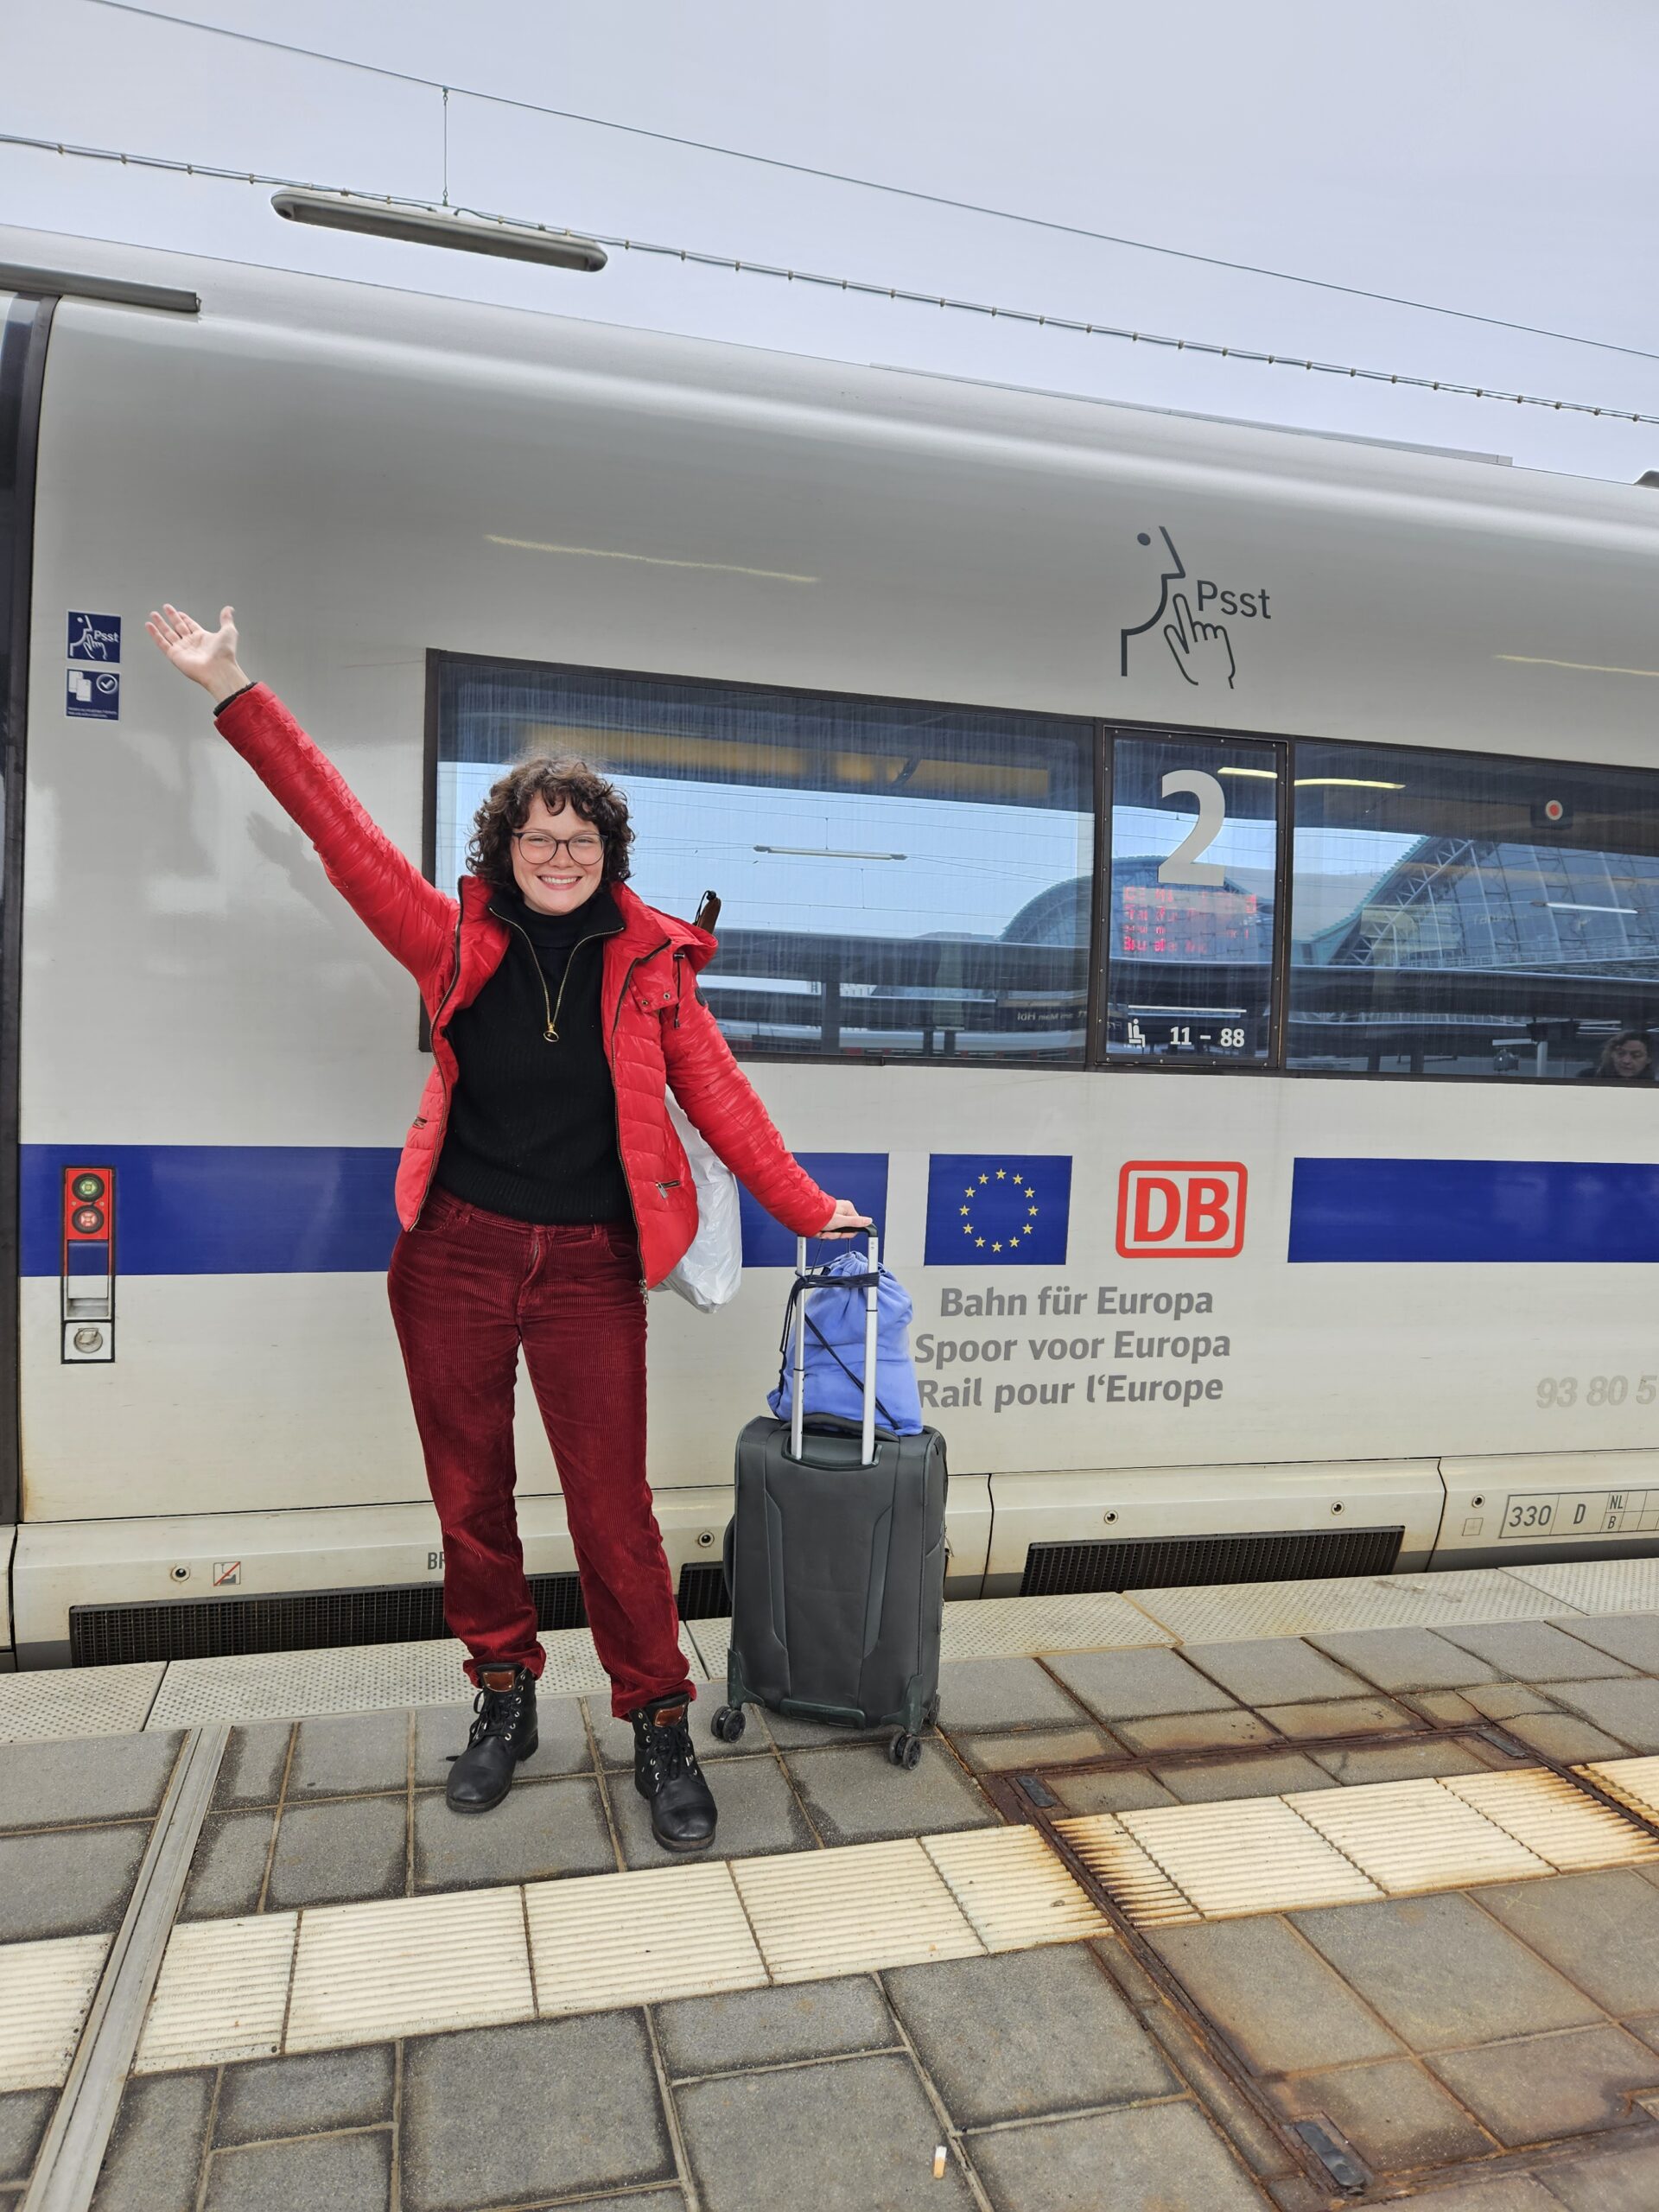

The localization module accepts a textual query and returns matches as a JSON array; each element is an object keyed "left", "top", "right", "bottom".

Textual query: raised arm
[{"left": 147, "top": 605, "right": 454, "bottom": 984}]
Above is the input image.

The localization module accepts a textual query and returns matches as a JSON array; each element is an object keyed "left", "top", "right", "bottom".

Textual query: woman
[
  {"left": 1578, "top": 1031, "right": 1656, "bottom": 1084},
  {"left": 146, "top": 605, "right": 868, "bottom": 1851}
]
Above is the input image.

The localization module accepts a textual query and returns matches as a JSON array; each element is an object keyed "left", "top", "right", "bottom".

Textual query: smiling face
[{"left": 510, "top": 792, "right": 607, "bottom": 917}]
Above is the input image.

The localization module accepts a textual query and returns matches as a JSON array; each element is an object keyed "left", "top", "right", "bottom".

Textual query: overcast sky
[{"left": 5, "top": 0, "right": 1657, "bottom": 484}]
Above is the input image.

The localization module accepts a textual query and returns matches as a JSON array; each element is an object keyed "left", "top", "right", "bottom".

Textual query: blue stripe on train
[
  {"left": 21, "top": 1145, "right": 891, "bottom": 1275},
  {"left": 1288, "top": 1157, "right": 1659, "bottom": 1263}
]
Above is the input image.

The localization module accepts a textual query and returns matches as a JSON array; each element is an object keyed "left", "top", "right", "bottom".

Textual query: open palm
[{"left": 145, "top": 603, "right": 244, "bottom": 696}]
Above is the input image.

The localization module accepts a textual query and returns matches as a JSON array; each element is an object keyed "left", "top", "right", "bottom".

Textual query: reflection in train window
[
  {"left": 435, "top": 658, "right": 1095, "bottom": 1061},
  {"left": 1287, "top": 741, "right": 1659, "bottom": 1078},
  {"left": 1104, "top": 734, "right": 1280, "bottom": 1063}
]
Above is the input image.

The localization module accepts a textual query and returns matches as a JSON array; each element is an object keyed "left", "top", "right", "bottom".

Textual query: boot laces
[
  {"left": 640, "top": 1707, "right": 700, "bottom": 1786},
  {"left": 468, "top": 1675, "right": 525, "bottom": 1747}
]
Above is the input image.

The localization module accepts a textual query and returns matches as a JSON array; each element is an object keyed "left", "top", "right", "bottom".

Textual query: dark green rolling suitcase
[{"left": 711, "top": 1234, "right": 948, "bottom": 1767}]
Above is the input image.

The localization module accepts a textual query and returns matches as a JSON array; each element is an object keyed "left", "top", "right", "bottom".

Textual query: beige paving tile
[
  {"left": 732, "top": 1839, "right": 982, "bottom": 1981},
  {"left": 0, "top": 1932, "right": 109, "bottom": 2090},
  {"left": 525, "top": 1863, "right": 764, "bottom": 2012},
  {"left": 286, "top": 1887, "right": 533, "bottom": 2051},
  {"left": 136, "top": 1912, "right": 297, "bottom": 2072}
]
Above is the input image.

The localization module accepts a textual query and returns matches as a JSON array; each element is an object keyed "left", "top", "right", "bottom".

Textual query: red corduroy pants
[{"left": 386, "top": 1189, "right": 694, "bottom": 1717}]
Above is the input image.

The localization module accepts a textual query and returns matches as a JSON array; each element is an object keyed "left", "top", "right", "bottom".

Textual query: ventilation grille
[
  {"left": 676, "top": 1561, "right": 729, "bottom": 1620},
  {"left": 1020, "top": 1524, "right": 1403, "bottom": 1599},
  {"left": 68, "top": 1572, "right": 588, "bottom": 1668}
]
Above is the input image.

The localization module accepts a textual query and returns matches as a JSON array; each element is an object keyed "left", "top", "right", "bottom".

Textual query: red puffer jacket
[{"left": 213, "top": 685, "right": 835, "bottom": 1284}]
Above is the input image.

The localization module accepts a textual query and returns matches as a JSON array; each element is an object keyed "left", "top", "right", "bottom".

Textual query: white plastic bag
[{"left": 660, "top": 1099, "right": 743, "bottom": 1312}]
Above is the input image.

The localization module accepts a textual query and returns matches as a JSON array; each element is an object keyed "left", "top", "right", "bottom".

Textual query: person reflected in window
[{"left": 1578, "top": 1031, "right": 1656, "bottom": 1083}]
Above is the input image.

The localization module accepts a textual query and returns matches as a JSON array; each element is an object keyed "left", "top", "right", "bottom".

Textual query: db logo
[{"left": 1116, "top": 1161, "right": 1247, "bottom": 1258}]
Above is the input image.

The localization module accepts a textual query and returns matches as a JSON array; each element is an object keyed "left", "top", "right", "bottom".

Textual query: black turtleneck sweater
[{"left": 434, "top": 885, "right": 632, "bottom": 1225}]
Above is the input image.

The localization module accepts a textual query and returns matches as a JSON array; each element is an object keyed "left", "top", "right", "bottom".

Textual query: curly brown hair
[{"left": 466, "top": 756, "right": 634, "bottom": 886}]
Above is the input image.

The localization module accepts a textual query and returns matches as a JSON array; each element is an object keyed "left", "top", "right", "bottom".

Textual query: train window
[
  {"left": 435, "top": 658, "right": 1095, "bottom": 1062},
  {"left": 1287, "top": 741, "right": 1659, "bottom": 1079},
  {"left": 1103, "top": 733, "right": 1280, "bottom": 1063}
]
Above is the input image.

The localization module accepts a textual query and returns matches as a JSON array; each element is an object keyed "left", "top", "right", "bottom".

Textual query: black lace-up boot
[
  {"left": 446, "top": 1666, "right": 538, "bottom": 1814},
  {"left": 630, "top": 1694, "right": 717, "bottom": 1852}
]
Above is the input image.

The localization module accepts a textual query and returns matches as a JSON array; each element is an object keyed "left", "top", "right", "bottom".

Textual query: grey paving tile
[
  {"left": 611, "top": 1753, "right": 813, "bottom": 1866},
  {"left": 1114, "top": 1710, "right": 1278, "bottom": 1756},
  {"left": 1548, "top": 1678, "right": 1659, "bottom": 1751},
  {"left": 1291, "top": 1894, "right": 1603, "bottom": 2050},
  {"left": 1048, "top": 1768, "right": 1178, "bottom": 1815},
  {"left": 1155, "top": 1751, "right": 1336, "bottom": 1803},
  {"left": 182, "top": 1810, "right": 274, "bottom": 1919},
  {"left": 1429, "top": 2024, "right": 1659, "bottom": 2145},
  {"left": 202, "top": 2131, "right": 390, "bottom": 2211},
  {"left": 416, "top": 1697, "right": 595, "bottom": 1790},
  {"left": 287, "top": 1710, "right": 408, "bottom": 1797},
  {"left": 1544, "top": 2136, "right": 1659, "bottom": 2210},
  {"left": 1312, "top": 1738, "right": 1499, "bottom": 1784},
  {"left": 213, "top": 1723, "right": 293, "bottom": 1810},
  {"left": 1276, "top": 2056, "right": 1494, "bottom": 2171},
  {"left": 1148, "top": 1918, "right": 1402, "bottom": 2074},
  {"left": 413, "top": 1774, "right": 613, "bottom": 1889},
  {"left": 401, "top": 2013, "right": 672, "bottom": 2209},
  {"left": 1497, "top": 1711, "right": 1632, "bottom": 1764},
  {"left": 1402, "top": 2181, "right": 1569, "bottom": 2211},
  {"left": 1046, "top": 1646, "right": 1238, "bottom": 1720},
  {"left": 760, "top": 1709, "right": 932, "bottom": 1750},
  {"left": 677, "top": 2052, "right": 976, "bottom": 2211},
  {"left": 1310, "top": 1627, "right": 1503, "bottom": 1692},
  {"left": 213, "top": 2044, "right": 394, "bottom": 2145},
  {"left": 91, "top": 2071, "right": 212, "bottom": 2212},
  {"left": 264, "top": 1794, "right": 407, "bottom": 1910},
  {"left": 969, "top": 2100, "right": 1266, "bottom": 2212},
  {"left": 1407, "top": 1689, "right": 1487, "bottom": 1726},
  {"left": 1554, "top": 1612, "right": 1659, "bottom": 1672},
  {"left": 654, "top": 1977, "right": 894, "bottom": 2076},
  {"left": 956, "top": 1725, "right": 1116, "bottom": 1773},
  {"left": 885, "top": 1947, "right": 1172, "bottom": 2124},
  {"left": 585, "top": 1694, "right": 769, "bottom": 1770},
  {"left": 1181, "top": 1637, "right": 1370, "bottom": 1707},
  {"left": 0, "top": 2090, "right": 54, "bottom": 2185},
  {"left": 0, "top": 1731, "right": 181, "bottom": 1832},
  {"left": 784, "top": 1742, "right": 995, "bottom": 1845},
  {"left": 0, "top": 1823, "right": 149, "bottom": 1940},
  {"left": 1465, "top": 1682, "right": 1565, "bottom": 1722},
  {"left": 1255, "top": 1695, "right": 1414, "bottom": 1738},
  {"left": 1433, "top": 1619, "right": 1637, "bottom": 1681},
  {"left": 930, "top": 1657, "right": 1087, "bottom": 1731},
  {"left": 1471, "top": 1869, "right": 1659, "bottom": 2015}
]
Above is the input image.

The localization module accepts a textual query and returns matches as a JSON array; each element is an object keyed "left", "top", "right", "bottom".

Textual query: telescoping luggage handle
[{"left": 791, "top": 1230, "right": 880, "bottom": 1468}]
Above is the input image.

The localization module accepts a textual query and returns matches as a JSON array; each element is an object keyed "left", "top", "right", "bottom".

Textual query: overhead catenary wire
[
  {"left": 6, "top": 130, "right": 1659, "bottom": 434},
  {"left": 79, "top": 0, "right": 1659, "bottom": 373}
]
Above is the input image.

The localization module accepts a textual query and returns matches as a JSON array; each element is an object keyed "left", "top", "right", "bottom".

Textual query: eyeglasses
[{"left": 512, "top": 831, "right": 604, "bottom": 863}]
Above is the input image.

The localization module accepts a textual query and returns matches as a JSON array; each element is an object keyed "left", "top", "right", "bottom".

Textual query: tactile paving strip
[
  {"left": 938, "top": 1592, "right": 1173, "bottom": 1660},
  {"left": 144, "top": 1627, "right": 616, "bottom": 1727},
  {"left": 524, "top": 1863, "right": 765, "bottom": 2013},
  {"left": 1508, "top": 1558, "right": 1659, "bottom": 1616},
  {"left": 1052, "top": 1815, "right": 1201, "bottom": 1927},
  {"left": 1130, "top": 1568, "right": 1568, "bottom": 1645},
  {"left": 1287, "top": 1778, "right": 1550, "bottom": 1894},
  {"left": 285, "top": 1888, "right": 535, "bottom": 2052},
  {"left": 1123, "top": 1797, "right": 1385, "bottom": 1918},
  {"left": 921, "top": 1825, "right": 1112, "bottom": 1951},
  {"left": 0, "top": 1934, "right": 110, "bottom": 2091},
  {"left": 136, "top": 1913, "right": 297, "bottom": 2072},
  {"left": 731, "top": 1839, "right": 984, "bottom": 1982},
  {"left": 1445, "top": 1768, "right": 1659, "bottom": 1873},
  {"left": 0, "top": 1663, "right": 163, "bottom": 1745},
  {"left": 1580, "top": 1756, "right": 1659, "bottom": 1822}
]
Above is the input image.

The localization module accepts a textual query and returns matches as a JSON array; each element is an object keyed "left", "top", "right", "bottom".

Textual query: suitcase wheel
[
  {"left": 710, "top": 1705, "right": 747, "bottom": 1744},
  {"left": 888, "top": 1731, "right": 924, "bottom": 1770},
  {"left": 923, "top": 1695, "right": 941, "bottom": 1729}
]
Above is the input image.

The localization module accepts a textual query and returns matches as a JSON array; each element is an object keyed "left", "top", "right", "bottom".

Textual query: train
[{"left": 3, "top": 220, "right": 1659, "bottom": 1669}]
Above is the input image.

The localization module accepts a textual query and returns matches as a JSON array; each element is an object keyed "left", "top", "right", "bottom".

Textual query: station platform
[{"left": 6, "top": 1560, "right": 1659, "bottom": 2209}]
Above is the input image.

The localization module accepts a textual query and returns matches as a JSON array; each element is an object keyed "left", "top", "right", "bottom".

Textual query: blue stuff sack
[{"left": 768, "top": 1247, "right": 925, "bottom": 1439}]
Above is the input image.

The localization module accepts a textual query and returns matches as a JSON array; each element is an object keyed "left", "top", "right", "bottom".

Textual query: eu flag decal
[{"left": 925, "top": 1154, "right": 1071, "bottom": 1266}]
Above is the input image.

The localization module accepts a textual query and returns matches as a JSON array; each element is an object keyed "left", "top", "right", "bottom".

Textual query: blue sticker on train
[
  {"left": 1288, "top": 1157, "right": 1659, "bottom": 1264},
  {"left": 925, "top": 1153, "right": 1071, "bottom": 1265},
  {"left": 67, "top": 612, "right": 121, "bottom": 662},
  {"left": 66, "top": 669, "right": 120, "bottom": 721}
]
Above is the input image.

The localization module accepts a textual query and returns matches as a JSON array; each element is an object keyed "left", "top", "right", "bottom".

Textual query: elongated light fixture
[{"left": 271, "top": 189, "right": 607, "bottom": 272}]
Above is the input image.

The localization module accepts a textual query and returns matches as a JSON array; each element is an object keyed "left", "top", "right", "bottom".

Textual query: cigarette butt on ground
[{"left": 932, "top": 2145, "right": 947, "bottom": 2178}]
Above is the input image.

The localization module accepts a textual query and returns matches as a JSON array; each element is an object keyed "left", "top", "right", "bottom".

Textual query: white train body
[{"left": 4, "top": 226, "right": 1658, "bottom": 1664}]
